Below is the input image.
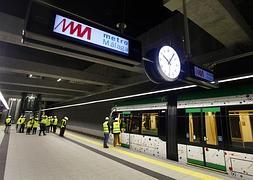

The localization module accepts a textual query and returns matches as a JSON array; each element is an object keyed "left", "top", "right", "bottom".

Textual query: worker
[
  {"left": 4, "top": 115, "right": 11, "bottom": 133},
  {"left": 19, "top": 115, "right": 26, "bottom": 133},
  {"left": 45, "top": 115, "right": 50, "bottom": 133},
  {"left": 59, "top": 116, "right": 68, "bottom": 137},
  {"left": 26, "top": 118, "right": 33, "bottom": 135},
  {"left": 32, "top": 118, "right": 39, "bottom": 134},
  {"left": 102, "top": 117, "right": 110, "bottom": 148},
  {"left": 16, "top": 115, "right": 23, "bottom": 132},
  {"left": 50, "top": 116, "right": 54, "bottom": 132},
  {"left": 112, "top": 117, "right": 121, "bottom": 147},
  {"left": 39, "top": 116, "right": 47, "bottom": 136},
  {"left": 53, "top": 116, "right": 58, "bottom": 133}
]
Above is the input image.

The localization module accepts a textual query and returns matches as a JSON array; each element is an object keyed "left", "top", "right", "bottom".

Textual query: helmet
[
  {"left": 105, "top": 117, "right": 109, "bottom": 120},
  {"left": 8, "top": 115, "right": 11, "bottom": 118},
  {"left": 115, "top": 117, "right": 119, "bottom": 121},
  {"left": 64, "top": 116, "right": 68, "bottom": 120},
  {"left": 54, "top": 116, "right": 57, "bottom": 118}
]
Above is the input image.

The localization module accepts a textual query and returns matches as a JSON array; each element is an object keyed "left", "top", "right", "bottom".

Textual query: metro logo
[
  {"left": 53, "top": 14, "right": 129, "bottom": 55},
  {"left": 54, "top": 17, "right": 91, "bottom": 40}
]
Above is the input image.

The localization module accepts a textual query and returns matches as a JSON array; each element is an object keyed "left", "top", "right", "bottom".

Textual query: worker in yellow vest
[
  {"left": 45, "top": 115, "right": 50, "bottom": 133},
  {"left": 112, "top": 118, "right": 121, "bottom": 147},
  {"left": 53, "top": 116, "right": 58, "bottom": 133},
  {"left": 39, "top": 116, "right": 46, "bottom": 136},
  {"left": 19, "top": 116, "right": 26, "bottom": 133},
  {"left": 32, "top": 118, "right": 39, "bottom": 134},
  {"left": 59, "top": 116, "right": 68, "bottom": 137},
  {"left": 102, "top": 117, "right": 110, "bottom": 148},
  {"left": 4, "top": 115, "right": 11, "bottom": 133},
  {"left": 26, "top": 118, "right": 33, "bottom": 135},
  {"left": 50, "top": 116, "right": 54, "bottom": 132},
  {"left": 16, "top": 115, "right": 23, "bottom": 132}
]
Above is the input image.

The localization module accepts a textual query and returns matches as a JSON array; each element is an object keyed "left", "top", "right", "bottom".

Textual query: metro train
[{"left": 110, "top": 87, "right": 253, "bottom": 179}]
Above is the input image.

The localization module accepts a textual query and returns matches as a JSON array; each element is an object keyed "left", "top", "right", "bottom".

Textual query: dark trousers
[
  {"left": 32, "top": 128, "right": 37, "bottom": 134},
  {"left": 53, "top": 125, "right": 57, "bottom": 133},
  {"left": 16, "top": 124, "right": 19, "bottom": 132},
  {"left": 50, "top": 124, "right": 53, "bottom": 132},
  {"left": 26, "top": 127, "right": 32, "bottom": 135},
  {"left": 103, "top": 133, "right": 109, "bottom": 148},
  {"left": 59, "top": 127, "right": 66, "bottom": 137},
  {"left": 39, "top": 125, "right": 46, "bottom": 136},
  {"left": 19, "top": 124, "right": 25, "bottom": 133},
  {"left": 46, "top": 126, "right": 50, "bottom": 133},
  {"left": 4, "top": 125, "right": 10, "bottom": 133}
]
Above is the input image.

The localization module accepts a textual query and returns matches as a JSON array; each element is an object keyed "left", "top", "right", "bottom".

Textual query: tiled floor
[{"left": 1, "top": 127, "right": 231, "bottom": 180}]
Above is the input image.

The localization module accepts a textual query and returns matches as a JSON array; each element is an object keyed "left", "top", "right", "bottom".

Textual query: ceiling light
[
  {"left": 42, "top": 73, "right": 253, "bottom": 112},
  {"left": 0, "top": 91, "right": 9, "bottom": 109},
  {"left": 57, "top": 78, "right": 62, "bottom": 82}
]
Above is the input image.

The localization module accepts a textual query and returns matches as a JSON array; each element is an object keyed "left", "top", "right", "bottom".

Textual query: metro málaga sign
[{"left": 53, "top": 15, "right": 129, "bottom": 55}]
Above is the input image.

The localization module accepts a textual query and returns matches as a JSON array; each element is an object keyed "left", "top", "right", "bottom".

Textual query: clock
[{"left": 156, "top": 46, "right": 181, "bottom": 81}]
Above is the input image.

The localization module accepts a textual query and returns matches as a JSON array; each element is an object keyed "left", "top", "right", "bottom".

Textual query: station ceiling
[{"left": 0, "top": 0, "right": 253, "bottom": 104}]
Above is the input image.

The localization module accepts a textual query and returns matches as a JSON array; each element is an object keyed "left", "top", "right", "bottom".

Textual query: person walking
[
  {"left": 50, "top": 116, "right": 54, "bottom": 132},
  {"left": 39, "top": 116, "right": 47, "bottom": 136},
  {"left": 59, "top": 116, "right": 68, "bottom": 137},
  {"left": 16, "top": 115, "right": 22, "bottom": 132},
  {"left": 112, "top": 118, "right": 121, "bottom": 147},
  {"left": 45, "top": 116, "right": 50, "bottom": 133},
  {"left": 4, "top": 115, "right": 11, "bottom": 133},
  {"left": 53, "top": 116, "right": 58, "bottom": 133},
  {"left": 102, "top": 117, "right": 110, "bottom": 148}
]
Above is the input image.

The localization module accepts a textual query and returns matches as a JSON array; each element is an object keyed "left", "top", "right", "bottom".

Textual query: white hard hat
[
  {"left": 105, "top": 117, "right": 109, "bottom": 120},
  {"left": 64, "top": 116, "right": 69, "bottom": 120},
  {"left": 115, "top": 117, "right": 119, "bottom": 121}
]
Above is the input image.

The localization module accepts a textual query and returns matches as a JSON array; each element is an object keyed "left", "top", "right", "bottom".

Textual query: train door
[{"left": 186, "top": 107, "right": 226, "bottom": 171}]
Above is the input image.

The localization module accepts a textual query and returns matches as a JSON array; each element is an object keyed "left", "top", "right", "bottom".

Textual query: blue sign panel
[{"left": 193, "top": 66, "right": 214, "bottom": 82}]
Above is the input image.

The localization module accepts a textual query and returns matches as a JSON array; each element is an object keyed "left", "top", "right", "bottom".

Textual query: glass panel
[
  {"left": 129, "top": 112, "right": 141, "bottom": 134},
  {"left": 188, "top": 112, "right": 201, "bottom": 143},
  {"left": 204, "top": 112, "right": 218, "bottom": 145},
  {"left": 141, "top": 113, "right": 158, "bottom": 136},
  {"left": 229, "top": 110, "right": 253, "bottom": 149}
]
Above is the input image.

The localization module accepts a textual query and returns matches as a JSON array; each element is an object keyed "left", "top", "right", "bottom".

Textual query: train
[{"left": 110, "top": 87, "right": 253, "bottom": 179}]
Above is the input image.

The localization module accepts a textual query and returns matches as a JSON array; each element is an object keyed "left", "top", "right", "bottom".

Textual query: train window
[
  {"left": 129, "top": 112, "right": 141, "bottom": 134},
  {"left": 204, "top": 112, "right": 218, "bottom": 145},
  {"left": 187, "top": 112, "right": 202, "bottom": 143},
  {"left": 229, "top": 110, "right": 253, "bottom": 149},
  {"left": 141, "top": 113, "right": 158, "bottom": 136}
]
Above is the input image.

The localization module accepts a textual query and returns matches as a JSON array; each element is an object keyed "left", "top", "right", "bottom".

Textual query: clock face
[{"left": 157, "top": 46, "right": 181, "bottom": 81}]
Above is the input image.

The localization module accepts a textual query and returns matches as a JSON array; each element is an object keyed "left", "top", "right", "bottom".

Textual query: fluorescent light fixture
[
  {"left": 57, "top": 78, "right": 62, "bottom": 82},
  {"left": 218, "top": 74, "right": 253, "bottom": 83},
  {"left": 29, "top": 74, "right": 33, "bottom": 78},
  {"left": 42, "top": 73, "right": 253, "bottom": 112},
  {"left": 0, "top": 91, "right": 9, "bottom": 109},
  {"left": 42, "top": 85, "right": 197, "bottom": 111}
]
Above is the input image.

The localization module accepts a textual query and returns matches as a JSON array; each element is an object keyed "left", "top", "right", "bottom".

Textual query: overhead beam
[
  {"left": 0, "top": 73, "right": 95, "bottom": 93},
  {"left": 0, "top": 56, "right": 114, "bottom": 86},
  {"left": 0, "top": 84, "right": 82, "bottom": 97}
]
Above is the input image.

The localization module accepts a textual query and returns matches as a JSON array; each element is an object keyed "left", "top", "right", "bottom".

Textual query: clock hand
[{"left": 163, "top": 55, "right": 171, "bottom": 65}]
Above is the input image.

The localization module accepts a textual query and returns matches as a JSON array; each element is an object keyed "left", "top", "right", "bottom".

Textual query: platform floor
[{"left": 0, "top": 125, "right": 231, "bottom": 180}]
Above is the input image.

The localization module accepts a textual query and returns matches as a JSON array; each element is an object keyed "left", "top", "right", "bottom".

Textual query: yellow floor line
[{"left": 66, "top": 132, "right": 221, "bottom": 180}]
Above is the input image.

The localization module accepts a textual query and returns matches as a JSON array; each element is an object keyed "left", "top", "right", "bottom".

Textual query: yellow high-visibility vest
[
  {"left": 53, "top": 118, "right": 58, "bottom": 125},
  {"left": 61, "top": 119, "right": 67, "bottom": 128},
  {"left": 103, "top": 121, "right": 109, "bottom": 133},
  {"left": 6, "top": 118, "right": 11, "bottom": 125},
  {"left": 113, "top": 121, "right": 120, "bottom": 134},
  {"left": 33, "top": 121, "right": 39, "bottom": 128}
]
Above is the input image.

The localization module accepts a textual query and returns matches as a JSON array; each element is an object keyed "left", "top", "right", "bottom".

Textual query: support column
[{"left": 166, "top": 95, "right": 178, "bottom": 161}]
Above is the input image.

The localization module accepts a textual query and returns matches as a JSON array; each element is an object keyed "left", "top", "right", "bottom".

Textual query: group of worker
[
  {"left": 102, "top": 117, "right": 121, "bottom": 148},
  {"left": 4, "top": 114, "right": 69, "bottom": 137}
]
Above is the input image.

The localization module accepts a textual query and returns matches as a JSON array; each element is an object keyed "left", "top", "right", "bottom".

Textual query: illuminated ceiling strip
[
  {"left": 42, "top": 85, "right": 197, "bottom": 111},
  {"left": 217, "top": 74, "right": 253, "bottom": 83},
  {"left": 42, "top": 74, "right": 253, "bottom": 111},
  {"left": 0, "top": 91, "right": 9, "bottom": 109}
]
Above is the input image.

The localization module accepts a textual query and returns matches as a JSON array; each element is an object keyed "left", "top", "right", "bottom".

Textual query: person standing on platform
[
  {"left": 26, "top": 118, "right": 33, "bottom": 135},
  {"left": 102, "top": 117, "right": 110, "bottom": 148},
  {"left": 112, "top": 118, "right": 121, "bottom": 147},
  {"left": 59, "top": 116, "right": 68, "bottom": 137},
  {"left": 50, "top": 116, "right": 54, "bottom": 132},
  {"left": 19, "top": 116, "right": 26, "bottom": 133},
  {"left": 4, "top": 115, "right": 11, "bottom": 133},
  {"left": 16, "top": 115, "right": 22, "bottom": 132},
  {"left": 39, "top": 116, "right": 47, "bottom": 136},
  {"left": 45, "top": 115, "right": 50, "bottom": 133},
  {"left": 32, "top": 118, "right": 39, "bottom": 134},
  {"left": 53, "top": 116, "right": 58, "bottom": 133}
]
